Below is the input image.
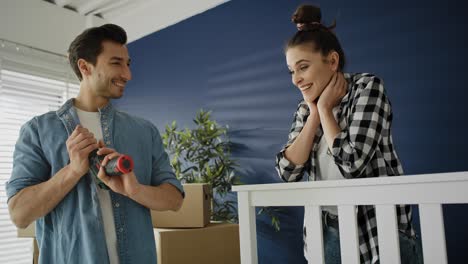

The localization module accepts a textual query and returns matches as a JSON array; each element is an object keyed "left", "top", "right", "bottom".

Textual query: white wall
[{"left": 0, "top": 0, "right": 106, "bottom": 55}]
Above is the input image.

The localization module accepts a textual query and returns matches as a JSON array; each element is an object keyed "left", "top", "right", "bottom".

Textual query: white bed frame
[{"left": 232, "top": 171, "right": 468, "bottom": 264}]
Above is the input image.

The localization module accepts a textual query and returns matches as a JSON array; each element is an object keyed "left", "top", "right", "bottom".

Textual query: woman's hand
[
  {"left": 317, "top": 72, "right": 347, "bottom": 111},
  {"left": 306, "top": 101, "right": 320, "bottom": 125}
]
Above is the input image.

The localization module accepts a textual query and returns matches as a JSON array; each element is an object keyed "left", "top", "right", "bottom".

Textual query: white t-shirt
[
  {"left": 75, "top": 107, "right": 120, "bottom": 264},
  {"left": 316, "top": 106, "right": 344, "bottom": 216}
]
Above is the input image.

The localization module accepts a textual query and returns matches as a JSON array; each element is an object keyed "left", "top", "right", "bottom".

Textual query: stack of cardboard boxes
[
  {"left": 151, "top": 183, "right": 240, "bottom": 264},
  {"left": 17, "top": 184, "right": 240, "bottom": 264}
]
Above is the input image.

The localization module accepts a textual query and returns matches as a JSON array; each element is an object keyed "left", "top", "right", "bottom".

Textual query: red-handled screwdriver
[
  {"left": 104, "top": 154, "right": 134, "bottom": 176},
  {"left": 88, "top": 149, "right": 134, "bottom": 189}
]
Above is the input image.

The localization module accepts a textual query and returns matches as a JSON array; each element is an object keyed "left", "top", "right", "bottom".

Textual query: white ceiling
[
  {"left": 42, "top": 0, "right": 229, "bottom": 43},
  {"left": 0, "top": 0, "right": 228, "bottom": 55},
  {"left": 43, "top": 0, "right": 146, "bottom": 17}
]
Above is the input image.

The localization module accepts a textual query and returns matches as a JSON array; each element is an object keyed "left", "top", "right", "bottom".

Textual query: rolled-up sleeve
[
  {"left": 149, "top": 124, "right": 185, "bottom": 197},
  {"left": 331, "top": 76, "right": 390, "bottom": 178},
  {"left": 6, "top": 118, "right": 50, "bottom": 202},
  {"left": 275, "top": 151, "right": 307, "bottom": 182},
  {"left": 275, "top": 101, "right": 310, "bottom": 182}
]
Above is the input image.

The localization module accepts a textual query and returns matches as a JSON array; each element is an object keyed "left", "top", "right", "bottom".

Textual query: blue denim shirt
[{"left": 6, "top": 99, "right": 184, "bottom": 264}]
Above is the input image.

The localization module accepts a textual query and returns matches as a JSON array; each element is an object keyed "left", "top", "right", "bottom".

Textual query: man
[{"left": 6, "top": 24, "right": 184, "bottom": 264}]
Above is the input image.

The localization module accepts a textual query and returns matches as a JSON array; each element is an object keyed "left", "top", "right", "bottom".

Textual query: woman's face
[{"left": 286, "top": 45, "right": 336, "bottom": 103}]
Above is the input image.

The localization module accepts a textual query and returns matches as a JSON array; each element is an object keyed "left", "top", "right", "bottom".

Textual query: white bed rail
[{"left": 232, "top": 171, "right": 468, "bottom": 264}]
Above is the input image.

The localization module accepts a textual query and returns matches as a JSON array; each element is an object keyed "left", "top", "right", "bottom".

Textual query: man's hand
[
  {"left": 317, "top": 72, "right": 347, "bottom": 112},
  {"left": 66, "top": 125, "right": 99, "bottom": 177},
  {"left": 97, "top": 146, "right": 141, "bottom": 196}
]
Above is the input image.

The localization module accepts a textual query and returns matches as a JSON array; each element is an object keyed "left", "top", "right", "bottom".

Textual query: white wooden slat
[
  {"left": 247, "top": 177, "right": 468, "bottom": 206},
  {"left": 338, "top": 205, "right": 359, "bottom": 264},
  {"left": 233, "top": 172, "right": 468, "bottom": 192},
  {"left": 3, "top": 82, "right": 65, "bottom": 97},
  {"left": 2, "top": 109, "right": 42, "bottom": 120},
  {"left": 0, "top": 240, "right": 31, "bottom": 251},
  {"left": 0, "top": 98, "right": 54, "bottom": 112},
  {"left": 0, "top": 134, "right": 21, "bottom": 142},
  {"left": 1, "top": 95, "right": 62, "bottom": 109},
  {"left": 2, "top": 75, "right": 66, "bottom": 90},
  {"left": 0, "top": 124, "right": 21, "bottom": 132},
  {"left": 3, "top": 69, "right": 66, "bottom": 83},
  {"left": 304, "top": 205, "right": 324, "bottom": 264},
  {"left": 3, "top": 73, "right": 66, "bottom": 87},
  {"left": 2, "top": 89, "right": 62, "bottom": 104},
  {"left": 0, "top": 253, "right": 33, "bottom": 264},
  {"left": 419, "top": 204, "right": 447, "bottom": 264},
  {"left": 1, "top": 57, "right": 71, "bottom": 82},
  {"left": 375, "top": 204, "right": 400, "bottom": 264},
  {"left": 237, "top": 191, "right": 258, "bottom": 264},
  {"left": 0, "top": 147, "right": 15, "bottom": 153},
  {"left": 0, "top": 171, "right": 13, "bottom": 176}
]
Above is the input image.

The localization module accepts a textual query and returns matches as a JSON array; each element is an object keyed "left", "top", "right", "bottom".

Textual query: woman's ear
[
  {"left": 327, "top": 51, "right": 340, "bottom": 72},
  {"left": 78, "top": 59, "right": 91, "bottom": 77}
]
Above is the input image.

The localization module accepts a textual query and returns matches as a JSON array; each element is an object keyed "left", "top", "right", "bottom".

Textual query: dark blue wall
[{"left": 116, "top": 0, "right": 468, "bottom": 262}]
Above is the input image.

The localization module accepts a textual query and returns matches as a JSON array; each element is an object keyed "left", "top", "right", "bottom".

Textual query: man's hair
[{"left": 68, "top": 24, "right": 127, "bottom": 81}]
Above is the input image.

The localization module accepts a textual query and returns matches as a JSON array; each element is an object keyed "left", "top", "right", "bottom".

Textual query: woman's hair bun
[
  {"left": 287, "top": 4, "right": 344, "bottom": 71},
  {"left": 292, "top": 5, "right": 322, "bottom": 24}
]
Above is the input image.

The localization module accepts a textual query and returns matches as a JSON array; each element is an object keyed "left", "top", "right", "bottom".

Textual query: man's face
[{"left": 87, "top": 41, "right": 132, "bottom": 99}]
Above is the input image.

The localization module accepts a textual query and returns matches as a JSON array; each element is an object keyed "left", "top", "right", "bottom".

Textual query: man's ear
[
  {"left": 77, "top": 59, "right": 91, "bottom": 77},
  {"left": 327, "top": 51, "right": 340, "bottom": 72}
]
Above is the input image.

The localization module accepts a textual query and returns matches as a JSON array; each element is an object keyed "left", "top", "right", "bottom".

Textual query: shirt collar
[{"left": 57, "top": 98, "right": 115, "bottom": 118}]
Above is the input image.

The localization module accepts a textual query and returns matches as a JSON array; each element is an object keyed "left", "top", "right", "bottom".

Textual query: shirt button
[
  {"left": 115, "top": 203, "right": 120, "bottom": 208},
  {"left": 119, "top": 227, "right": 124, "bottom": 233},
  {"left": 106, "top": 141, "right": 111, "bottom": 145}
]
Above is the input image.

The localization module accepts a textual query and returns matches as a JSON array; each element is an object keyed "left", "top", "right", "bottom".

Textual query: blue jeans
[{"left": 323, "top": 225, "right": 423, "bottom": 264}]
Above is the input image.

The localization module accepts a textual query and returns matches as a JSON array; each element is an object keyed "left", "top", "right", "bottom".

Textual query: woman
[{"left": 275, "top": 4, "right": 422, "bottom": 264}]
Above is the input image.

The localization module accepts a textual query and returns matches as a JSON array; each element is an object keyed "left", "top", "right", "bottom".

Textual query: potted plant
[
  {"left": 162, "top": 109, "right": 281, "bottom": 230},
  {"left": 162, "top": 109, "right": 239, "bottom": 222}
]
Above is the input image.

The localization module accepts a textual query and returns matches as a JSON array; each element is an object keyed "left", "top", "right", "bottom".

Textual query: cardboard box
[
  {"left": 154, "top": 223, "right": 240, "bottom": 264},
  {"left": 33, "top": 238, "right": 39, "bottom": 264},
  {"left": 151, "top": 183, "right": 211, "bottom": 228},
  {"left": 17, "top": 222, "right": 35, "bottom": 238}
]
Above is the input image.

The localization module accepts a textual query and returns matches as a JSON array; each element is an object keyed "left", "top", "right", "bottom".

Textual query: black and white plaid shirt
[{"left": 275, "top": 73, "right": 415, "bottom": 264}]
